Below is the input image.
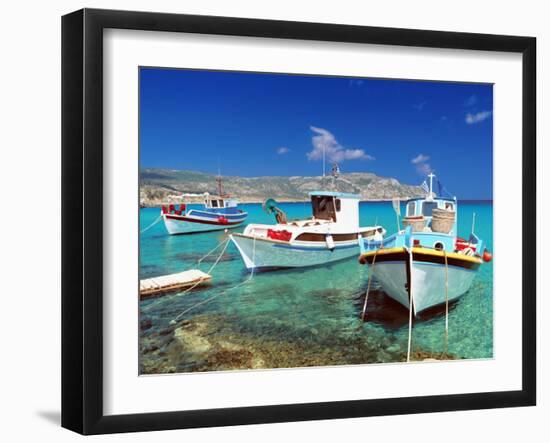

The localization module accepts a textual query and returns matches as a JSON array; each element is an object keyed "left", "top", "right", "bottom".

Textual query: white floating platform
[{"left": 140, "top": 269, "right": 212, "bottom": 299}]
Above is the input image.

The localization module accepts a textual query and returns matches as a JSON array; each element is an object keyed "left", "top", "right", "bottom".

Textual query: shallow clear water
[{"left": 139, "top": 201, "right": 493, "bottom": 374}]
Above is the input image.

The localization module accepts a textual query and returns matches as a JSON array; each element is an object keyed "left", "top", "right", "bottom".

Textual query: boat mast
[
  {"left": 322, "top": 144, "right": 326, "bottom": 187},
  {"left": 216, "top": 158, "right": 224, "bottom": 196},
  {"left": 331, "top": 162, "right": 340, "bottom": 190},
  {"left": 216, "top": 175, "right": 224, "bottom": 197}
]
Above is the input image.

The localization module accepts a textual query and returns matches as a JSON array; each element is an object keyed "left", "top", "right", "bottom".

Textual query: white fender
[{"left": 325, "top": 233, "right": 335, "bottom": 251}]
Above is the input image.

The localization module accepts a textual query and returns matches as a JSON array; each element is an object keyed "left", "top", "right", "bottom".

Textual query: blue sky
[{"left": 140, "top": 68, "right": 493, "bottom": 199}]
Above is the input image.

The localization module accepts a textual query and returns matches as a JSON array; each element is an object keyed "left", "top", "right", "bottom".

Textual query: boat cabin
[
  {"left": 401, "top": 173, "right": 458, "bottom": 236},
  {"left": 405, "top": 198, "right": 455, "bottom": 218},
  {"left": 403, "top": 196, "right": 458, "bottom": 237},
  {"left": 204, "top": 193, "right": 237, "bottom": 208},
  {"left": 203, "top": 193, "right": 241, "bottom": 214},
  {"left": 308, "top": 191, "right": 360, "bottom": 230}
]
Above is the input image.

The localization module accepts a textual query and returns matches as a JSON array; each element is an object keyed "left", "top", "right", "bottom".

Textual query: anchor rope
[
  {"left": 197, "top": 238, "right": 229, "bottom": 265},
  {"left": 361, "top": 247, "right": 378, "bottom": 321},
  {"left": 406, "top": 246, "right": 414, "bottom": 363},
  {"left": 141, "top": 237, "right": 230, "bottom": 314},
  {"left": 444, "top": 249, "right": 449, "bottom": 354},
  {"left": 140, "top": 214, "right": 163, "bottom": 234},
  {"left": 205, "top": 238, "right": 231, "bottom": 275},
  {"left": 169, "top": 235, "right": 257, "bottom": 323}
]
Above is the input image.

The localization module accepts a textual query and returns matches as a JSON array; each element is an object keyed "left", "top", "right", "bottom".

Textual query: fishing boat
[
  {"left": 230, "top": 191, "right": 385, "bottom": 270},
  {"left": 161, "top": 176, "right": 248, "bottom": 235},
  {"left": 358, "top": 173, "right": 492, "bottom": 315}
]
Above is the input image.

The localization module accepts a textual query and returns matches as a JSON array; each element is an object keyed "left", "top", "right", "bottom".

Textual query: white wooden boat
[
  {"left": 161, "top": 176, "right": 247, "bottom": 235},
  {"left": 358, "top": 174, "right": 492, "bottom": 314},
  {"left": 230, "top": 191, "right": 385, "bottom": 271}
]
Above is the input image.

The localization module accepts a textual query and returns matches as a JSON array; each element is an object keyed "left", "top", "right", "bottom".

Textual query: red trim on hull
[{"left": 164, "top": 214, "right": 244, "bottom": 226}]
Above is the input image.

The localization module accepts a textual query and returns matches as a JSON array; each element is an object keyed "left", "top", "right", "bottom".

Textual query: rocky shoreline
[
  {"left": 140, "top": 168, "right": 425, "bottom": 208},
  {"left": 139, "top": 313, "right": 457, "bottom": 374}
]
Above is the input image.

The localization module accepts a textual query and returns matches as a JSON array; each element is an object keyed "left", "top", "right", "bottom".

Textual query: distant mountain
[{"left": 139, "top": 168, "right": 424, "bottom": 206}]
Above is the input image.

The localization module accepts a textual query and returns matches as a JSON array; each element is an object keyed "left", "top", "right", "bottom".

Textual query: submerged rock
[{"left": 139, "top": 312, "right": 460, "bottom": 375}]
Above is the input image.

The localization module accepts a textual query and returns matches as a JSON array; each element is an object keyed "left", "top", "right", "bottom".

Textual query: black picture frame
[{"left": 62, "top": 8, "right": 536, "bottom": 435}]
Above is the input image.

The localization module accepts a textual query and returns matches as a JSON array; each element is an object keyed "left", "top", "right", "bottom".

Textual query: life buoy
[
  {"left": 180, "top": 203, "right": 186, "bottom": 212},
  {"left": 217, "top": 216, "right": 229, "bottom": 225}
]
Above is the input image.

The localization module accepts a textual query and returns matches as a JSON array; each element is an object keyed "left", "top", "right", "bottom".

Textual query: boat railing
[{"left": 468, "top": 232, "right": 483, "bottom": 255}]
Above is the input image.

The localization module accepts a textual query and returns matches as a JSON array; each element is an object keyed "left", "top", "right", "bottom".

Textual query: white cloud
[
  {"left": 411, "top": 154, "right": 430, "bottom": 164},
  {"left": 276, "top": 146, "right": 290, "bottom": 155},
  {"left": 465, "top": 110, "right": 492, "bottom": 124},
  {"left": 307, "top": 126, "right": 374, "bottom": 163},
  {"left": 411, "top": 153, "right": 432, "bottom": 175},
  {"left": 464, "top": 95, "right": 478, "bottom": 107}
]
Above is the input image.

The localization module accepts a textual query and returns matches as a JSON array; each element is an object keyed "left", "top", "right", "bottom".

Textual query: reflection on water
[{"left": 139, "top": 201, "right": 493, "bottom": 374}]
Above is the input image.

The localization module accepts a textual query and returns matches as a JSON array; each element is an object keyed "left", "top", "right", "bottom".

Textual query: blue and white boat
[
  {"left": 161, "top": 177, "right": 248, "bottom": 235},
  {"left": 230, "top": 191, "right": 385, "bottom": 270},
  {"left": 358, "top": 174, "right": 492, "bottom": 314}
]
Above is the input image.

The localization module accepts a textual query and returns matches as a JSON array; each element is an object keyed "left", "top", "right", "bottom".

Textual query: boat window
[
  {"left": 444, "top": 202, "right": 454, "bottom": 211},
  {"left": 218, "top": 200, "right": 224, "bottom": 207},
  {"left": 335, "top": 199, "right": 341, "bottom": 212},
  {"left": 311, "top": 196, "right": 337, "bottom": 221},
  {"left": 422, "top": 201, "right": 438, "bottom": 216},
  {"left": 406, "top": 202, "right": 416, "bottom": 216},
  {"left": 210, "top": 200, "right": 218, "bottom": 208}
]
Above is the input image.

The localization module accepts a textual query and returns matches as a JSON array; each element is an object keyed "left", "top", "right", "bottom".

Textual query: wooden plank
[{"left": 140, "top": 270, "right": 212, "bottom": 299}]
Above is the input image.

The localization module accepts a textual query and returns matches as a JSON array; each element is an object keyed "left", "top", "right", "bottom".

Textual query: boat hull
[
  {"left": 230, "top": 234, "right": 364, "bottom": 270},
  {"left": 362, "top": 248, "right": 481, "bottom": 314},
  {"left": 162, "top": 214, "right": 245, "bottom": 235}
]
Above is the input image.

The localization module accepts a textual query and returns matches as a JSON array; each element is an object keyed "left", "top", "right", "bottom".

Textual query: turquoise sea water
[{"left": 139, "top": 201, "right": 493, "bottom": 374}]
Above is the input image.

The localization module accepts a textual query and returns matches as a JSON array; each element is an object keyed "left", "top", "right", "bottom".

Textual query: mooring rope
[
  {"left": 142, "top": 238, "right": 230, "bottom": 314},
  {"left": 198, "top": 237, "right": 230, "bottom": 266},
  {"left": 444, "top": 249, "right": 449, "bottom": 354},
  {"left": 361, "top": 247, "right": 378, "bottom": 321},
  {"left": 140, "top": 214, "right": 163, "bottom": 234},
  {"left": 406, "top": 247, "right": 414, "bottom": 363},
  {"left": 169, "top": 236, "right": 257, "bottom": 323},
  {"left": 250, "top": 235, "right": 257, "bottom": 276}
]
